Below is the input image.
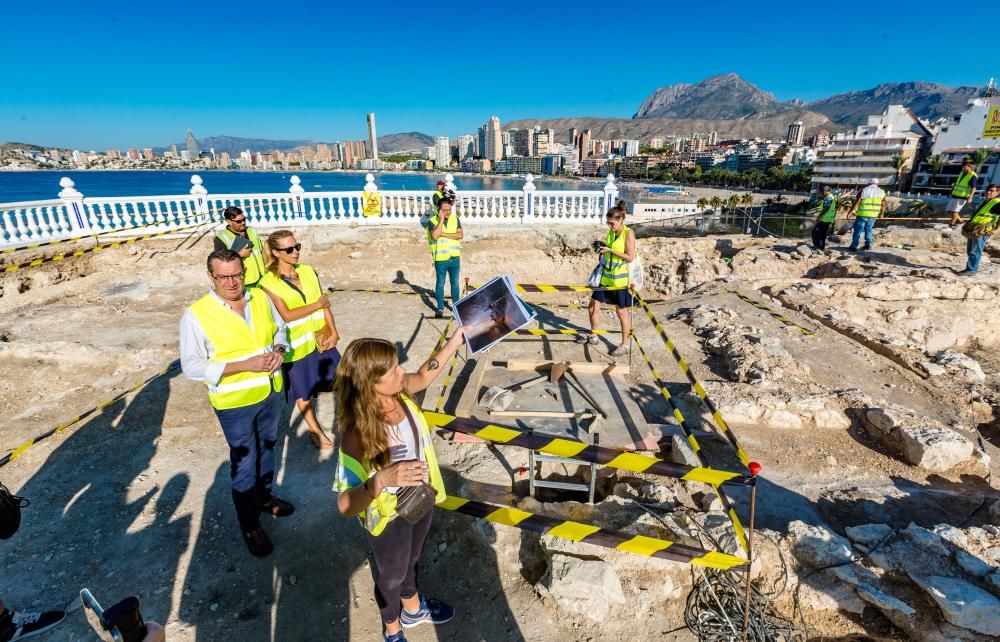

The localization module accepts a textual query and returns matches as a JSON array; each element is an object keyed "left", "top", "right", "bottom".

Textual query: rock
[
  {"left": 908, "top": 573, "right": 1000, "bottom": 636},
  {"left": 774, "top": 251, "right": 792, "bottom": 260},
  {"left": 762, "top": 409, "right": 803, "bottom": 430},
  {"left": 794, "top": 244, "right": 812, "bottom": 257},
  {"left": 989, "top": 499, "right": 1000, "bottom": 526},
  {"left": 922, "top": 362, "right": 947, "bottom": 376},
  {"left": 862, "top": 407, "right": 974, "bottom": 471},
  {"left": 796, "top": 573, "right": 865, "bottom": 614},
  {"left": 845, "top": 523, "right": 893, "bottom": 551},
  {"left": 934, "top": 350, "right": 986, "bottom": 382},
  {"left": 537, "top": 554, "right": 626, "bottom": 622},
  {"left": 668, "top": 434, "right": 701, "bottom": 468},
  {"left": 854, "top": 581, "right": 915, "bottom": 617},
  {"left": 788, "top": 520, "right": 855, "bottom": 568},
  {"left": 988, "top": 572, "right": 1000, "bottom": 597},
  {"left": 209, "top": 603, "right": 219, "bottom": 612},
  {"left": 348, "top": 250, "right": 363, "bottom": 259},
  {"left": 900, "top": 524, "right": 951, "bottom": 557},
  {"left": 931, "top": 524, "right": 969, "bottom": 549},
  {"left": 813, "top": 408, "right": 850, "bottom": 430},
  {"left": 719, "top": 400, "right": 762, "bottom": 424},
  {"left": 954, "top": 549, "right": 993, "bottom": 578}
]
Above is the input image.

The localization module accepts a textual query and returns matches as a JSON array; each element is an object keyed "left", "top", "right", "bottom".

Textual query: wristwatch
[{"left": 274, "top": 345, "right": 287, "bottom": 354}]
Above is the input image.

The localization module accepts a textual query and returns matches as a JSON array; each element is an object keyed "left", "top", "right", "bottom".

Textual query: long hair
[
  {"left": 264, "top": 230, "right": 295, "bottom": 274},
  {"left": 334, "top": 338, "right": 398, "bottom": 469},
  {"left": 606, "top": 200, "right": 627, "bottom": 221}
]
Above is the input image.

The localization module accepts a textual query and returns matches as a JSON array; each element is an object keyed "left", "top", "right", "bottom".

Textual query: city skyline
[{"left": 2, "top": 0, "right": 994, "bottom": 149}]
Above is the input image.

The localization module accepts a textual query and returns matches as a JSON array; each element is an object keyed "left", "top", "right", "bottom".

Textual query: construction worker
[
  {"left": 847, "top": 180, "right": 886, "bottom": 252},
  {"left": 580, "top": 200, "right": 636, "bottom": 358},
  {"left": 811, "top": 186, "right": 837, "bottom": 251},
  {"left": 214, "top": 206, "right": 267, "bottom": 286},
  {"left": 431, "top": 180, "right": 446, "bottom": 214},
  {"left": 947, "top": 161, "right": 978, "bottom": 226},
  {"left": 959, "top": 183, "right": 1000, "bottom": 275},
  {"left": 179, "top": 248, "right": 294, "bottom": 557},
  {"left": 424, "top": 197, "right": 463, "bottom": 319}
]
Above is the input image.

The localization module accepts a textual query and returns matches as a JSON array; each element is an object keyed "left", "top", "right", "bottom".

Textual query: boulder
[
  {"left": 931, "top": 524, "right": 970, "bottom": 549},
  {"left": 908, "top": 573, "right": 1000, "bottom": 636},
  {"left": 762, "top": 409, "right": 803, "bottom": 430},
  {"left": 854, "top": 581, "right": 915, "bottom": 617},
  {"left": 954, "top": 549, "right": 994, "bottom": 578},
  {"left": 813, "top": 408, "right": 851, "bottom": 430},
  {"left": 788, "top": 520, "right": 855, "bottom": 568},
  {"left": 934, "top": 350, "right": 986, "bottom": 382},
  {"left": 862, "top": 406, "right": 974, "bottom": 471},
  {"left": 845, "top": 523, "right": 893, "bottom": 551},
  {"left": 794, "top": 244, "right": 813, "bottom": 257},
  {"left": 536, "top": 554, "right": 626, "bottom": 622},
  {"left": 900, "top": 523, "right": 951, "bottom": 557}
]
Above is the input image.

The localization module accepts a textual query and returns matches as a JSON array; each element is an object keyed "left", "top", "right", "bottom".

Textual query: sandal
[{"left": 308, "top": 431, "right": 334, "bottom": 450}]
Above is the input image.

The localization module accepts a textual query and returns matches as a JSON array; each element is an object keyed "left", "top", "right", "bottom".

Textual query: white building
[
  {"left": 557, "top": 144, "right": 579, "bottom": 174},
  {"left": 787, "top": 121, "right": 804, "bottom": 146},
  {"left": 811, "top": 105, "right": 931, "bottom": 193},
  {"left": 423, "top": 146, "right": 436, "bottom": 162},
  {"left": 649, "top": 137, "right": 664, "bottom": 149},
  {"left": 434, "top": 136, "right": 450, "bottom": 168},
  {"left": 479, "top": 116, "right": 502, "bottom": 162},
  {"left": 911, "top": 90, "right": 1000, "bottom": 192},
  {"left": 456, "top": 135, "right": 475, "bottom": 160},
  {"left": 621, "top": 139, "right": 640, "bottom": 157}
]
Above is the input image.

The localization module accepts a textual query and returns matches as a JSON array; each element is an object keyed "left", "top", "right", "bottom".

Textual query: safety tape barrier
[
  {"left": 725, "top": 291, "right": 816, "bottom": 336},
  {"left": 0, "top": 361, "right": 180, "bottom": 468},
  {"left": 423, "top": 411, "right": 752, "bottom": 487},
  {"left": 328, "top": 287, "right": 434, "bottom": 298},
  {"left": 468, "top": 283, "right": 626, "bottom": 294},
  {"left": 2, "top": 220, "right": 212, "bottom": 274},
  {"left": 512, "top": 328, "right": 613, "bottom": 336},
  {"left": 438, "top": 495, "right": 748, "bottom": 571},
  {"left": 632, "top": 289, "right": 752, "bottom": 470},
  {"left": 630, "top": 334, "right": 748, "bottom": 554}
]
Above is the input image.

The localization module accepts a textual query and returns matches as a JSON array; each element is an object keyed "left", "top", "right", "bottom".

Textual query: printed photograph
[{"left": 452, "top": 276, "right": 535, "bottom": 354}]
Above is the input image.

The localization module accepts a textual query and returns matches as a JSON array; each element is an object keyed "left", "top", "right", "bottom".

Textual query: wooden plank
[
  {"left": 494, "top": 360, "right": 626, "bottom": 376},
  {"left": 488, "top": 410, "right": 596, "bottom": 419},
  {"left": 453, "top": 356, "right": 488, "bottom": 418}
]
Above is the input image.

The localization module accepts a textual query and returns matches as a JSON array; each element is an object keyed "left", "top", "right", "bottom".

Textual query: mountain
[
  {"left": 806, "top": 82, "right": 981, "bottom": 127},
  {"left": 505, "top": 111, "right": 836, "bottom": 145},
  {"left": 633, "top": 73, "right": 802, "bottom": 120},
  {"left": 377, "top": 132, "right": 434, "bottom": 154},
  {"left": 162, "top": 132, "right": 434, "bottom": 155}
]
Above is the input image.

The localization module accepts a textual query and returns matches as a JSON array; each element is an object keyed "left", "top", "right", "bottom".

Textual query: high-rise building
[
  {"left": 478, "top": 116, "right": 502, "bottom": 162},
  {"left": 568, "top": 128, "right": 578, "bottom": 146},
  {"left": 456, "top": 135, "right": 475, "bottom": 160},
  {"left": 185, "top": 130, "right": 199, "bottom": 158},
  {"left": 787, "top": 121, "right": 804, "bottom": 146},
  {"left": 532, "top": 128, "right": 553, "bottom": 156},
  {"left": 510, "top": 129, "right": 533, "bottom": 157},
  {"left": 106, "top": 149, "right": 121, "bottom": 159},
  {"left": 142, "top": 148, "right": 154, "bottom": 160},
  {"left": 127, "top": 148, "right": 140, "bottom": 160},
  {"left": 434, "top": 136, "right": 450, "bottom": 167},
  {"left": 814, "top": 129, "right": 831, "bottom": 148},
  {"left": 708, "top": 131, "right": 718, "bottom": 146},
  {"left": 621, "top": 140, "right": 640, "bottom": 157},
  {"left": 575, "top": 130, "right": 592, "bottom": 164},
  {"left": 367, "top": 113, "right": 379, "bottom": 161},
  {"left": 316, "top": 144, "right": 332, "bottom": 162},
  {"left": 169, "top": 144, "right": 178, "bottom": 157},
  {"left": 649, "top": 137, "right": 664, "bottom": 149}
]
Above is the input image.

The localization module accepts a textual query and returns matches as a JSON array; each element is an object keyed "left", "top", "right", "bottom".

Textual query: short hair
[
  {"left": 821, "top": 185, "right": 831, "bottom": 191},
  {"left": 962, "top": 160, "right": 974, "bottom": 167},
  {"left": 438, "top": 197, "right": 454, "bottom": 206},
  {"left": 223, "top": 206, "right": 244, "bottom": 220},
  {"left": 986, "top": 183, "right": 1000, "bottom": 191},
  {"left": 207, "top": 248, "right": 242, "bottom": 272}
]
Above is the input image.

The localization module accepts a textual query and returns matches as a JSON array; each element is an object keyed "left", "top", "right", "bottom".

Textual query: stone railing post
[
  {"left": 362, "top": 172, "right": 384, "bottom": 225},
  {"left": 603, "top": 173, "right": 618, "bottom": 218},
  {"left": 190, "top": 174, "right": 209, "bottom": 219},
  {"left": 522, "top": 174, "right": 536, "bottom": 224},
  {"left": 58, "top": 177, "right": 90, "bottom": 233},
  {"left": 289, "top": 175, "right": 305, "bottom": 219}
]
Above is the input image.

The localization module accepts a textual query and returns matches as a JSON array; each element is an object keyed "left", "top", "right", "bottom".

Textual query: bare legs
[{"left": 295, "top": 398, "right": 332, "bottom": 449}]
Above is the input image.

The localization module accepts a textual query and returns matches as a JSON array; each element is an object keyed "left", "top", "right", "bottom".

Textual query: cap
[{"left": 437, "top": 180, "right": 445, "bottom": 186}]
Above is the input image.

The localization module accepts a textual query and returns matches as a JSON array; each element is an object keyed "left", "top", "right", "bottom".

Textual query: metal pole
[{"left": 742, "top": 478, "right": 758, "bottom": 640}]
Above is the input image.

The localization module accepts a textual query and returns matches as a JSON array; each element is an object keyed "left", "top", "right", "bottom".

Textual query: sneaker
[
  {"left": 574, "top": 332, "right": 599, "bottom": 345},
  {"left": 0, "top": 608, "right": 66, "bottom": 642},
  {"left": 261, "top": 495, "right": 295, "bottom": 517},
  {"left": 609, "top": 344, "right": 631, "bottom": 357},
  {"left": 242, "top": 527, "right": 273, "bottom": 557},
  {"left": 862, "top": 245, "right": 872, "bottom": 251},
  {"left": 383, "top": 630, "right": 407, "bottom": 642},
  {"left": 400, "top": 597, "right": 455, "bottom": 629}
]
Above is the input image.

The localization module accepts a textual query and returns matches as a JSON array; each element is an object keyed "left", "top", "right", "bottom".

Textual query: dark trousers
[
  {"left": 811, "top": 221, "right": 832, "bottom": 250},
  {"left": 433, "top": 257, "right": 461, "bottom": 313},
  {"left": 214, "top": 391, "right": 283, "bottom": 532},
  {"left": 366, "top": 510, "right": 433, "bottom": 624}
]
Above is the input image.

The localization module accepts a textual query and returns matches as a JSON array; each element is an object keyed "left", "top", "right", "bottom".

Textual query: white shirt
[
  {"left": 178, "top": 289, "right": 288, "bottom": 385},
  {"left": 860, "top": 184, "right": 885, "bottom": 199},
  {"left": 383, "top": 414, "right": 428, "bottom": 493}
]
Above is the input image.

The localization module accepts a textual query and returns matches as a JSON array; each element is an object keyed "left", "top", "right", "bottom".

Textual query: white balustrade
[{"left": 0, "top": 173, "right": 613, "bottom": 250}]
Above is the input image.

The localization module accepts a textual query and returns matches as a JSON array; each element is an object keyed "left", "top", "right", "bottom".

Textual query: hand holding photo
[{"left": 452, "top": 276, "right": 535, "bottom": 354}]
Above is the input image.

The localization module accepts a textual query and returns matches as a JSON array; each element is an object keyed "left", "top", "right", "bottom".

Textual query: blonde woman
[
  {"left": 579, "top": 201, "right": 636, "bottom": 356},
  {"left": 259, "top": 230, "right": 340, "bottom": 449},
  {"left": 334, "top": 332, "right": 464, "bottom": 642}
]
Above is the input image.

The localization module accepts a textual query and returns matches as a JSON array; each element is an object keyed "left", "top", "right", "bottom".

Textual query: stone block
[
  {"left": 537, "top": 553, "right": 626, "bottom": 622},
  {"left": 788, "top": 520, "right": 855, "bottom": 568},
  {"left": 908, "top": 573, "right": 1000, "bottom": 636}
]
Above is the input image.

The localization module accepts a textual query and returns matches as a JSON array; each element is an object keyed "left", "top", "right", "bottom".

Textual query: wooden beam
[{"left": 493, "top": 360, "right": 626, "bottom": 376}]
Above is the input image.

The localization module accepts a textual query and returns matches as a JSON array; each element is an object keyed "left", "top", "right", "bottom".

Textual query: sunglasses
[
  {"left": 275, "top": 243, "right": 302, "bottom": 254},
  {"left": 227, "top": 217, "right": 247, "bottom": 224}
]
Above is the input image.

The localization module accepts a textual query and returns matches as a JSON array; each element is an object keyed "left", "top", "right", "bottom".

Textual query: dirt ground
[{"left": 1, "top": 222, "right": 998, "bottom": 641}]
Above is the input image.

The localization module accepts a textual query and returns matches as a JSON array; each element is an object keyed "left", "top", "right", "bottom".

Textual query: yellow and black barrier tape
[
  {"left": 512, "top": 328, "right": 613, "bottom": 336},
  {"left": 328, "top": 287, "right": 434, "bottom": 298},
  {"left": 726, "top": 290, "right": 816, "bottom": 335},
  {"left": 423, "top": 411, "right": 752, "bottom": 487},
  {"left": 2, "top": 220, "right": 212, "bottom": 274},
  {"left": 468, "top": 283, "right": 626, "bottom": 294},
  {"left": 632, "top": 289, "right": 752, "bottom": 470},
  {"left": 0, "top": 360, "right": 180, "bottom": 468},
  {"left": 630, "top": 334, "right": 748, "bottom": 554},
  {"left": 438, "top": 495, "right": 748, "bottom": 570}
]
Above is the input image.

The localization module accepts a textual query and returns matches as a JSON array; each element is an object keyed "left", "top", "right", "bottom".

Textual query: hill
[
  {"left": 806, "top": 82, "right": 981, "bottom": 126},
  {"left": 377, "top": 132, "right": 434, "bottom": 153},
  {"left": 633, "top": 73, "right": 804, "bottom": 120},
  {"left": 162, "top": 132, "right": 434, "bottom": 156}
]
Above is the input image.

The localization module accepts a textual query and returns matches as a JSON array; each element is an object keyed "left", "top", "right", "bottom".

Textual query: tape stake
[
  {"left": 439, "top": 495, "right": 747, "bottom": 571},
  {"left": 0, "top": 361, "right": 180, "bottom": 468},
  {"left": 423, "top": 411, "right": 752, "bottom": 487}
]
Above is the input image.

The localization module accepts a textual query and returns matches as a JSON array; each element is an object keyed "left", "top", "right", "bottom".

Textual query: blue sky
[{"left": 2, "top": 0, "right": 995, "bottom": 149}]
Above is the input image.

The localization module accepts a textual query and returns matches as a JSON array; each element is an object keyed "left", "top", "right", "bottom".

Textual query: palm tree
[
  {"left": 927, "top": 154, "right": 945, "bottom": 176},
  {"left": 836, "top": 194, "right": 855, "bottom": 213},
  {"left": 740, "top": 193, "right": 754, "bottom": 207},
  {"left": 889, "top": 154, "right": 909, "bottom": 192},
  {"left": 727, "top": 194, "right": 739, "bottom": 209},
  {"left": 971, "top": 148, "right": 992, "bottom": 172},
  {"left": 696, "top": 197, "right": 708, "bottom": 212},
  {"left": 773, "top": 193, "right": 786, "bottom": 206},
  {"left": 709, "top": 196, "right": 724, "bottom": 212},
  {"left": 906, "top": 199, "right": 932, "bottom": 216}
]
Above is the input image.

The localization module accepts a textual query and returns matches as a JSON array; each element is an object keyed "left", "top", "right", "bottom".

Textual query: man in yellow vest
[
  {"left": 424, "top": 197, "right": 463, "bottom": 319},
  {"left": 214, "top": 206, "right": 267, "bottom": 286},
  {"left": 811, "top": 185, "right": 837, "bottom": 250},
  {"left": 847, "top": 180, "right": 886, "bottom": 252},
  {"left": 179, "top": 248, "right": 293, "bottom": 557},
  {"left": 959, "top": 183, "right": 1000, "bottom": 275},
  {"left": 947, "top": 161, "right": 978, "bottom": 226}
]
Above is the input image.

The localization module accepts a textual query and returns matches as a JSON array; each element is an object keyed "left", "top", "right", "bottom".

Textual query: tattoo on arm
[{"left": 427, "top": 358, "right": 440, "bottom": 371}]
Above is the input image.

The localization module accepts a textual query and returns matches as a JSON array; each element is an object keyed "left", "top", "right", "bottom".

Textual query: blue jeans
[
  {"left": 967, "top": 234, "right": 989, "bottom": 273},
  {"left": 434, "top": 256, "right": 461, "bottom": 312},
  {"left": 850, "top": 217, "right": 875, "bottom": 249},
  {"left": 214, "top": 391, "right": 283, "bottom": 532}
]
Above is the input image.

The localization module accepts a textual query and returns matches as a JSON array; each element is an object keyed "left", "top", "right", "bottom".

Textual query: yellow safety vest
[
  {"left": 969, "top": 197, "right": 1000, "bottom": 227},
  {"left": 335, "top": 394, "right": 447, "bottom": 536},
  {"left": 188, "top": 290, "right": 283, "bottom": 410},
  {"left": 600, "top": 224, "right": 632, "bottom": 289},
  {"left": 818, "top": 195, "right": 837, "bottom": 223},
  {"left": 258, "top": 264, "right": 325, "bottom": 363},
  {"left": 856, "top": 196, "right": 883, "bottom": 219},
  {"left": 951, "top": 171, "right": 977, "bottom": 199},
  {"left": 216, "top": 226, "right": 266, "bottom": 285},
  {"left": 427, "top": 214, "right": 461, "bottom": 262}
]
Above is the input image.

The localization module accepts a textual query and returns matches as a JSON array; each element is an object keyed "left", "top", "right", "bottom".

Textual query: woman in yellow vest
[
  {"left": 259, "top": 230, "right": 340, "bottom": 450},
  {"left": 334, "top": 331, "right": 464, "bottom": 642},
  {"left": 579, "top": 201, "right": 636, "bottom": 357}
]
